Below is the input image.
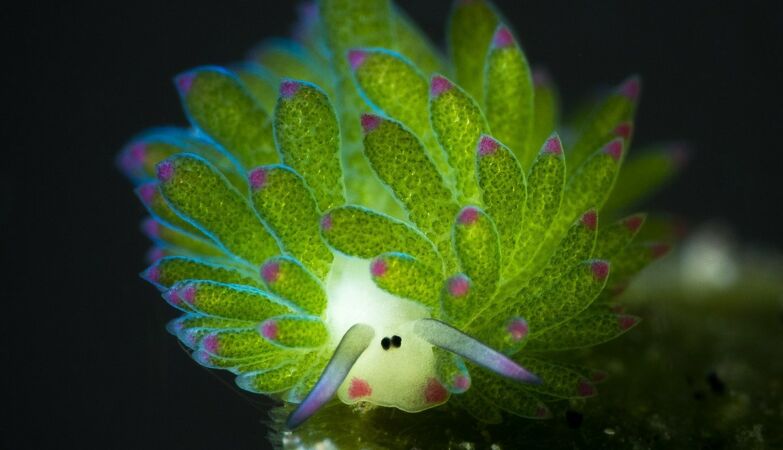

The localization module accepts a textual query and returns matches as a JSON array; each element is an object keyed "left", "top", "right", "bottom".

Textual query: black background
[{"left": 5, "top": 1, "right": 782, "bottom": 448}]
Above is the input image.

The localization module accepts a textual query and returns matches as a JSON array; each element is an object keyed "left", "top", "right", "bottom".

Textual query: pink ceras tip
[
  {"left": 591, "top": 260, "right": 610, "bottom": 281},
  {"left": 249, "top": 167, "right": 268, "bottom": 191},
  {"left": 542, "top": 136, "right": 562, "bottom": 155},
  {"left": 320, "top": 214, "right": 333, "bottom": 231},
  {"left": 458, "top": 207, "right": 480, "bottom": 225},
  {"left": 624, "top": 215, "right": 644, "bottom": 232},
  {"left": 430, "top": 75, "right": 453, "bottom": 97},
  {"left": 347, "top": 49, "right": 367, "bottom": 70},
  {"left": 507, "top": 318, "right": 529, "bottom": 341},
  {"left": 618, "top": 314, "right": 638, "bottom": 330},
  {"left": 370, "top": 258, "right": 387, "bottom": 277},
  {"left": 137, "top": 183, "right": 157, "bottom": 204},
  {"left": 453, "top": 374, "right": 471, "bottom": 391},
  {"left": 360, "top": 114, "right": 381, "bottom": 133},
  {"left": 156, "top": 160, "right": 174, "bottom": 182},
  {"left": 180, "top": 284, "right": 197, "bottom": 304},
  {"left": 492, "top": 26, "right": 514, "bottom": 48},
  {"left": 448, "top": 275, "right": 470, "bottom": 297},
  {"left": 261, "top": 261, "right": 281, "bottom": 283},
  {"left": 121, "top": 142, "right": 146, "bottom": 172},
  {"left": 261, "top": 320, "right": 279, "bottom": 340},
  {"left": 581, "top": 210, "right": 597, "bottom": 231},
  {"left": 617, "top": 75, "right": 641, "bottom": 101},
  {"left": 280, "top": 80, "right": 301, "bottom": 98},
  {"left": 142, "top": 218, "right": 160, "bottom": 238},
  {"left": 478, "top": 135, "right": 499, "bottom": 156},
  {"left": 650, "top": 243, "right": 671, "bottom": 259},
  {"left": 143, "top": 265, "right": 161, "bottom": 283},
  {"left": 202, "top": 334, "right": 219, "bottom": 354},
  {"left": 176, "top": 72, "right": 196, "bottom": 95},
  {"left": 614, "top": 122, "right": 633, "bottom": 140},
  {"left": 603, "top": 139, "right": 623, "bottom": 162}
]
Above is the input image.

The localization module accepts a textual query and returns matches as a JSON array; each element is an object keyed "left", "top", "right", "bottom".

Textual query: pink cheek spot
[
  {"left": 577, "top": 379, "right": 596, "bottom": 397},
  {"left": 614, "top": 121, "right": 633, "bottom": 140},
  {"left": 424, "top": 378, "right": 448, "bottom": 404},
  {"left": 591, "top": 260, "right": 610, "bottom": 281},
  {"left": 370, "top": 258, "right": 387, "bottom": 277},
  {"left": 360, "top": 113, "right": 381, "bottom": 133},
  {"left": 581, "top": 209, "right": 597, "bottom": 231},
  {"left": 347, "top": 49, "right": 367, "bottom": 70},
  {"left": 457, "top": 206, "right": 479, "bottom": 225},
  {"left": 203, "top": 334, "right": 219, "bottom": 354},
  {"left": 320, "top": 214, "right": 333, "bottom": 232},
  {"left": 447, "top": 275, "right": 470, "bottom": 298},
  {"left": 430, "top": 75, "right": 453, "bottom": 97},
  {"left": 603, "top": 139, "right": 624, "bottom": 162},
  {"left": 261, "top": 261, "right": 281, "bottom": 284},
  {"left": 348, "top": 378, "right": 372, "bottom": 399},
  {"left": 618, "top": 75, "right": 641, "bottom": 101},
  {"left": 156, "top": 160, "right": 174, "bottom": 182},
  {"left": 137, "top": 183, "right": 157, "bottom": 204},
  {"left": 650, "top": 243, "right": 671, "bottom": 259},
  {"left": 176, "top": 72, "right": 196, "bottom": 95},
  {"left": 477, "top": 135, "right": 499, "bottom": 156},
  {"left": 280, "top": 80, "right": 301, "bottom": 98},
  {"left": 261, "top": 320, "right": 279, "bottom": 340},
  {"left": 542, "top": 135, "right": 562, "bottom": 155},
  {"left": 507, "top": 318, "right": 529, "bottom": 342},
  {"left": 492, "top": 26, "right": 514, "bottom": 48},
  {"left": 453, "top": 374, "right": 471, "bottom": 391},
  {"left": 249, "top": 167, "right": 268, "bottom": 191},
  {"left": 618, "top": 314, "right": 638, "bottom": 331},
  {"left": 624, "top": 215, "right": 644, "bottom": 233}
]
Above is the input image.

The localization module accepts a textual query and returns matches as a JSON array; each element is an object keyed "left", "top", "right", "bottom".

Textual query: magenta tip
[
  {"left": 492, "top": 26, "right": 514, "bottom": 48},
  {"left": 617, "top": 75, "right": 641, "bottom": 101},
  {"left": 603, "top": 139, "right": 624, "bottom": 162},
  {"left": 260, "top": 320, "right": 279, "bottom": 340},
  {"left": 156, "top": 160, "right": 174, "bottom": 182},
  {"left": 542, "top": 135, "right": 562, "bottom": 155},
  {"left": 624, "top": 214, "right": 645, "bottom": 233},
  {"left": 249, "top": 167, "right": 268, "bottom": 191},
  {"left": 261, "top": 261, "right": 281, "bottom": 283},
  {"left": 506, "top": 318, "right": 529, "bottom": 342},
  {"left": 347, "top": 49, "right": 368, "bottom": 70},
  {"left": 370, "top": 258, "right": 388, "bottom": 278},
  {"left": 430, "top": 75, "right": 453, "bottom": 97},
  {"left": 142, "top": 218, "right": 160, "bottom": 238},
  {"left": 453, "top": 374, "right": 471, "bottom": 391},
  {"left": 360, "top": 113, "right": 381, "bottom": 133},
  {"left": 447, "top": 275, "right": 470, "bottom": 298},
  {"left": 650, "top": 243, "right": 671, "bottom": 259},
  {"left": 175, "top": 72, "right": 196, "bottom": 95},
  {"left": 320, "top": 214, "right": 333, "bottom": 231},
  {"left": 142, "top": 265, "right": 161, "bottom": 283},
  {"left": 614, "top": 121, "right": 633, "bottom": 140},
  {"left": 618, "top": 314, "right": 638, "bottom": 331},
  {"left": 581, "top": 209, "right": 597, "bottom": 231},
  {"left": 137, "top": 183, "right": 157, "bottom": 204},
  {"left": 280, "top": 80, "right": 301, "bottom": 98},
  {"left": 202, "top": 334, "right": 219, "bottom": 354},
  {"left": 457, "top": 206, "right": 480, "bottom": 225},
  {"left": 591, "top": 260, "right": 610, "bottom": 281},
  {"left": 478, "top": 135, "right": 499, "bottom": 156}
]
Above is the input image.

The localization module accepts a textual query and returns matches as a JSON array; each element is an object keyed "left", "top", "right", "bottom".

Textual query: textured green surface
[
  {"left": 433, "top": 348, "right": 471, "bottom": 393},
  {"left": 391, "top": 5, "right": 447, "bottom": 76},
  {"left": 142, "top": 217, "right": 223, "bottom": 258},
  {"left": 157, "top": 154, "right": 280, "bottom": 266},
  {"left": 370, "top": 252, "right": 442, "bottom": 311},
  {"left": 145, "top": 256, "right": 262, "bottom": 290},
  {"left": 260, "top": 256, "right": 328, "bottom": 316},
  {"left": 452, "top": 206, "right": 501, "bottom": 314},
  {"left": 167, "top": 280, "right": 297, "bottom": 320},
  {"left": 135, "top": 182, "right": 204, "bottom": 237},
  {"left": 529, "top": 70, "right": 560, "bottom": 170},
  {"left": 249, "top": 165, "right": 332, "bottom": 278},
  {"left": 448, "top": 0, "right": 500, "bottom": 104},
  {"left": 261, "top": 314, "right": 329, "bottom": 349}
]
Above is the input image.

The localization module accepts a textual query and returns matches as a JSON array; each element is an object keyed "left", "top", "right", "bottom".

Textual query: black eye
[
  {"left": 381, "top": 337, "right": 391, "bottom": 350},
  {"left": 391, "top": 335, "right": 402, "bottom": 348}
]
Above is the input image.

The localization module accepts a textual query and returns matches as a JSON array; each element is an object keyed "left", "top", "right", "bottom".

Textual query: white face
[{"left": 324, "top": 255, "right": 450, "bottom": 411}]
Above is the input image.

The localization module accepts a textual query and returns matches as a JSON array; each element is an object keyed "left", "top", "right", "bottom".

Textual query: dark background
[{"left": 5, "top": 0, "right": 782, "bottom": 448}]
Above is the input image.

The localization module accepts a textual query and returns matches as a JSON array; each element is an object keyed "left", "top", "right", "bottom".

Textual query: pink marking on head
[
  {"left": 370, "top": 258, "right": 387, "bottom": 278},
  {"left": 535, "top": 406, "right": 551, "bottom": 418},
  {"left": 447, "top": 275, "right": 470, "bottom": 298},
  {"left": 618, "top": 314, "right": 638, "bottom": 331},
  {"left": 142, "top": 265, "right": 160, "bottom": 283},
  {"left": 458, "top": 206, "right": 480, "bottom": 225},
  {"left": 581, "top": 210, "right": 597, "bottom": 231},
  {"left": 175, "top": 72, "right": 196, "bottom": 95},
  {"left": 202, "top": 334, "right": 219, "bottom": 354},
  {"left": 145, "top": 247, "right": 165, "bottom": 263},
  {"left": 577, "top": 379, "right": 596, "bottom": 397},
  {"left": 180, "top": 284, "right": 197, "bottom": 304},
  {"left": 624, "top": 215, "right": 644, "bottom": 233},
  {"left": 591, "top": 370, "right": 609, "bottom": 383},
  {"left": 650, "top": 243, "right": 671, "bottom": 259},
  {"left": 347, "top": 377, "right": 372, "bottom": 399},
  {"left": 453, "top": 374, "right": 471, "bottom": 391},
  {"left": 137, "top": 183, "right": 157, "bottom": 204},
  {"left": 347, "top": 49, "right": 368, "bottom": 70},
  {"left": 360, "top": 113, "right": 381, "bottom": 133},
  {"left": 248, "top": 167, "right": 268, "bottom": 191},
  {"left": 591, "top": 260, "right": 610, "bottom": 281},
  {"left": 430, "top": 75, "right": 453, "bottom": 97},
  {"left": 532, "top": 68, "right": 551, "bottom": 87},
  {"left": 280, "top": 80, "right": 301, "bottom": 98},
  {"left": 614, "top": 121, "right": 633, "bottom": 140},
  {"left": 156, "top": 160, "right": 174, "bottom": 182},
  {"left": 261, "top": 320, "right": 279, "bottom": 340},
  {"left": 478, "top": 135, "right": 499, "bottom": 157},
  {"left": 261, "top": 261, "right": 281, "bottom": 284},
  {"left": 320, "top": 214, "right": 333, "bottom": 231},
  {"left": 617, "top": 75, "right": 641, "bottom": 101},
  {"left": 142, "top": 218, "right": 160, "bottom": 238},
  {"left": 542, "top": 135, "right": 562, "bottom": 155},
  {"left": 507, "top": 318, "right": 529, "bottom": 341},
  {"left": 424, "top": 378, "right": 448, "bottom": 403},
  {"left": 492, "top": 26, "right": 514, "bottom": 48},
  {"left": 603, "top": 139, "right": 624, "bottom": 162}
]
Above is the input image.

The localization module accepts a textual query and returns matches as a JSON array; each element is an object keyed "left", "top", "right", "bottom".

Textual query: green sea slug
[{"left": 119, "top": 0, "right": 683, "bottom": 429}]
